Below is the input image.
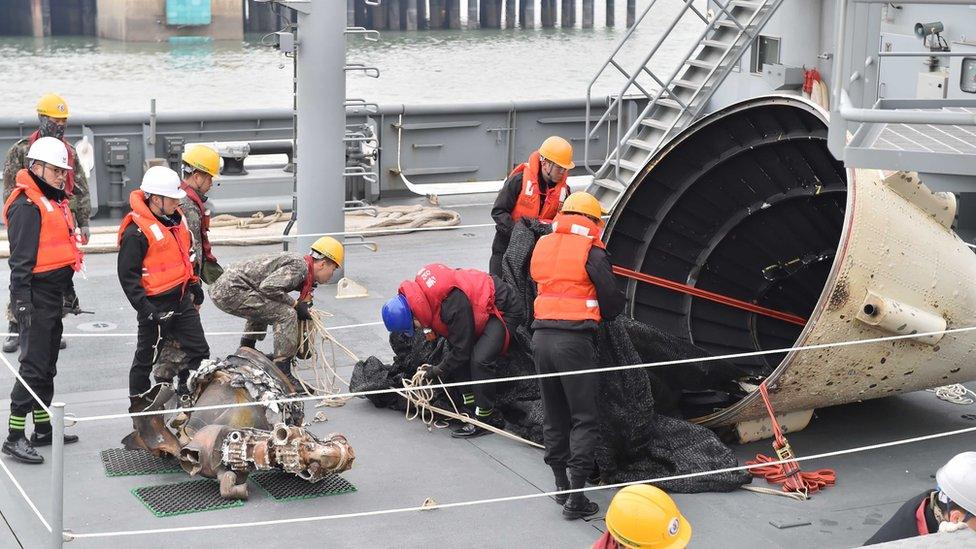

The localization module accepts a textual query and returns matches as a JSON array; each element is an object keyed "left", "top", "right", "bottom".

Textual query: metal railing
[
  {"left": 584, "top": 0, "right": 779, "bottom": 182},
  {"left": 827, "top": 0, "right": 976, "bottom": 162}
]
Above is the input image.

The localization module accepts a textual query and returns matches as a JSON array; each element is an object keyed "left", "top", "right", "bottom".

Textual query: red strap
[
  {"left": 915, "top": 499, "right": 930, "bottom": 536},
  {"left": 180, "top": 182, "right": 216, "bottom": 262},
  {"left": 612, "top": 265, "right": 807, "bottom": 327},
  {"left": 299, "top": 255, "right": 315, "bottom": 301}
]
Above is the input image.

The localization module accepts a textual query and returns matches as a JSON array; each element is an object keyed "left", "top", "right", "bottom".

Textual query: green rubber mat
[
  {"left": 249, "top": 471, "right": 357, "bottom": 502},
  {"left": 100, "top": 448, "right": 182, "bottom": 477},
  {"left": 132, "top": 479, "right": 244, "bottom": 517}
]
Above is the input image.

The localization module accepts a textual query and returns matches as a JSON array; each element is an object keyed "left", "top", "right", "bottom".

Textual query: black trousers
[
  {"left": 532, "top": 328, "right": 600, "bottom": 476},
  {"left": 10, "top": 271, "right": 72, "bottom": 418},
  {"left": 130, "top": 291, "right": 210, "bottom": 395},
  {"left": 452, "top": 316, "right": 512, "bottom": 410}
]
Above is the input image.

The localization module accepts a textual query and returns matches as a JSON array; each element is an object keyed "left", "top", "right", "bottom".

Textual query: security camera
[{"left": 914, "top": 21, "right": 944, "bottom": 38}]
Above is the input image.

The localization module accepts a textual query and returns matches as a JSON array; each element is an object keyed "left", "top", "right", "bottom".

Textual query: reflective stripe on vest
[
  {"left": 508, "top": 151, "right": 569, "bottom": 223},
  {"left": 530, "top": 213, "right": 604, "bottom": 322},
  {"left": 2, "top": 170, "right": 82, "bottom": 274},
  {"left": 117, "top": 190, "right": 194, "bottom": 296}
]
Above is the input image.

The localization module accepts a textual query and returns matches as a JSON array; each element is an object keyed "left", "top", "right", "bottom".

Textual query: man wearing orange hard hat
[
  {"left": 2, "top": 94, "right": 92, "bottom": 354},
  {"left": 594, "top": 485, "right": 692, "bottom": 549},
  {"left": 489, "top": 136, "right": 573, "bottom": 277}
]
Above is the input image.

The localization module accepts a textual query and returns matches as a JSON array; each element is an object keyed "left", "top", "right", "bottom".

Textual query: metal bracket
[
  {"left": 343, "top": 166, "right": 378, "bottom": 184},
  {"left": 344, "top": 63, "right": 380, "bottom": 78},
  {"left": 344, "top": 234, "right": 378, "bottom": 252},
  {"left": 345, "top": 27, "right": 380, "bottom": 42}
]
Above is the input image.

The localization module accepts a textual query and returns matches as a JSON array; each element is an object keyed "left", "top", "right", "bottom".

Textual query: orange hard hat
[{"left": 538, "top": 136, "right": 575, "bottom": 170}]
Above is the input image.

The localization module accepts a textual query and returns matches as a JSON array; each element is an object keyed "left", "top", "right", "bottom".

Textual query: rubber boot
[
  {"left": 552, "top": 466, "right": 570, "bottom": 505},
  {"left": 274, "top": 358, "right": 302, "bottom": 392},
  {"left": 239, "top": 337, "right": 256, "bottom": 349},
  {"left": 2, "top": 323, "right": 19, "bottom": 354},
  {"left": 562, "top": 470, "right": 599, "bottom": 520}
]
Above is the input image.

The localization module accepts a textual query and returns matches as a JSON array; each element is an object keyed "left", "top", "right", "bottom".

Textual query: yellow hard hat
[
  {"left": 561, "top": 191, "right": 603, "bottom": 220},
  {"left": 182, "top": 145, "right": 221, "bottom": 178},
  {"left": 606, "top": 485, "right": 691, "bottom": 549},
  {"left": 538, "top": 136, "right": 575, "bottom": 170},
  {"left": 310, "top": 236, "right": 344, "bottom": 267},
  {"left": 37, "top": 94, "right": 70, "bottom": 119}
]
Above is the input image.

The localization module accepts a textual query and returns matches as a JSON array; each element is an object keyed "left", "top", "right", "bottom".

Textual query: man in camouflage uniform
[
  {"left": 2, "top": 94, "right": 91, "bottom": 353},
  {"left": 209, "top": 237, "right": 343, "bottom": 387},
  {"left": 179, "top": 144, "right": 223, "bottom": 284}
]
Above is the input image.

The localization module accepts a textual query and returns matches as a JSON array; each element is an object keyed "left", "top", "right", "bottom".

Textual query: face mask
[{"left": 39, "top": 117, "right": 65, "bottom": 140}]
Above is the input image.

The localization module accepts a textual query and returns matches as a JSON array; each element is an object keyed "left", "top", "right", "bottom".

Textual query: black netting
[{"left": 350, "top": 219, "right": 752, "bottom": 492}]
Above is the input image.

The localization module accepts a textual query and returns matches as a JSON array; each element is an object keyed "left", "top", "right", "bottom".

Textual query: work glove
[
  {"left": 295, "top": 300, "right": 313, "bottom": 321},
  {"left": 147, "top": 309, "right": 176, "bottom": 334},
  {"left": 189, "top": 283, "right": 205, "bottom": 307},
  {"left": 78, "top": 225, "right": 90, "bottom": 246},
  {"left": 418, "top": 363, "right": 443, "bottom": 381},
  {"left": 12, "top": 301, "right": 33, "bottom": 332}
]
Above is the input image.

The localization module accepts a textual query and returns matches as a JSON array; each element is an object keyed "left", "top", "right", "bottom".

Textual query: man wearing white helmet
[
  {"left": 116, "top": 166, "right": 209, "bottom": 405},
  {"left": 2, "top": 94, "right": 92, "bottom": 354},
  {"left": 1, "top": 137, "right": 83, "bottom": 464},
  {"left": 864, "top": 451, "right": 976, "bottom": 544}
]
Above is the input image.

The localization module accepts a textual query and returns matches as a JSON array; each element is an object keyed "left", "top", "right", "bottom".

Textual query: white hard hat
[
  {"left": 937, "top": 452, "right": 976, "bottom": 516},
  {"left": 26, "top": 136, "right": 70, "bottom": 170},
  {"left": 140, "top": 166, "right": 186, "bottom": 199}
]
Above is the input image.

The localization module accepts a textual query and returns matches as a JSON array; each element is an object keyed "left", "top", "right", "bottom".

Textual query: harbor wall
[{"left": 96, "top": 0, "right": 243, "bottom": 42}]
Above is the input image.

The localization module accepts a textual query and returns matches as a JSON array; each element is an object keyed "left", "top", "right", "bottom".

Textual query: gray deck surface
[{"left": 0, "top": 195, "right": 974, "bottom": 548}]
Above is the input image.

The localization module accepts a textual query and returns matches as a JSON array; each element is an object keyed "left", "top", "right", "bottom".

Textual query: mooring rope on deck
[
  {"left": 69, "top": 324, "right": 976, "bottom": 423},
  {"left": 63, "top": 423, "right": 976, "bottom": 540}
]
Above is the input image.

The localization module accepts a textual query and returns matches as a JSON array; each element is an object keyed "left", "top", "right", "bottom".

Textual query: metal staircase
[{"left": 584, "top": 0, "right": 784, "bottom": 208}]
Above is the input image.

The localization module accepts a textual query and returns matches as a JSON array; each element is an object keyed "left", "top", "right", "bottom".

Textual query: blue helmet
[{"left": 382, "top": 294, "right": 414, "bottom": 336}]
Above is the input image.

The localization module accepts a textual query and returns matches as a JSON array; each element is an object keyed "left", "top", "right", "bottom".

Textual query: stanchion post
[{"left": 50, "top": 402, "right": 65, "bottom": 548}]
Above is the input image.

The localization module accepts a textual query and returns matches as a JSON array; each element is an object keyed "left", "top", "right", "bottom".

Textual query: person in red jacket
[
  {"left": 489, "top": 136, "right": 573, "bottom": 277},
  {"left": 530, "top": 191, "right": 625, "bottom": 520},
  {"left": 117, "top": 166, "right": 209, "bottom": 402},
  {"left": 382, "top": 264, "right": 523, "bottom": 438},
  {"left": 1, "top": 137, "right": 83, "bottom": 463}
]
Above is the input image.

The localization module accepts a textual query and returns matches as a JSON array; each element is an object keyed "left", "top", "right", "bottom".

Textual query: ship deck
[{"left": 0, "top": 195, "right": 974, "bottom": 548}]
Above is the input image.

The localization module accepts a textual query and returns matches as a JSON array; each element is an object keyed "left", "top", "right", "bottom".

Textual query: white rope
[
  {"left": 65, "top": 423, "right": 976, "bottom": 540},
  {"left": 0, "top": 456, "right": 51, "bottom": 533},
  {"left": 295, "top": 309, "right": 359, "bottom": 406},
  {"left": 0, "top": 351, "right": 51, "bottom": 415},
  {"left": 0, "top": 321, "right": 385, "bottom": 339},
  {"left": 70, "top": 324, "right": 976, "bottom": 423},
  {"left": 928, "top": 384, "right": 976, "bottom": 405},
  {"left": 209, "top": 221, "right": 495, "bottom": 244}
]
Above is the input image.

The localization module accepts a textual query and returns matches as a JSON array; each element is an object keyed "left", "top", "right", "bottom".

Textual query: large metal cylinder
[{"left": 605, "top": 95, "right": 976, "bottom": 428}]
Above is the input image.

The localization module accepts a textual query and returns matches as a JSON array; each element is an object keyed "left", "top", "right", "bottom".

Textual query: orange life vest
[
  {"left": 530, "top": 213, "right": 605, "bottom": 322},
  {"left": 508, "top": 151, "right": 569, "bottom": 223},
  {"left": 117, "top": 190, "right": 194, "bottom": 296},
  {"left": 2, "top": 169, "right": 82, "bottom": 274}
]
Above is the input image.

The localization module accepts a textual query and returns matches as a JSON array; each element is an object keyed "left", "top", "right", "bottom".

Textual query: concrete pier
[
  {"left": 0, "top": 0, "right": 632, "bottom": 38},
  {"left": 405, "top": 0, "right": 418, "bottom": 31},
  {"left": 522, "top": 0, "right": 534, "bottom": 29},
  {"left": 468, "top": 0, "right": 480, "bottom": 29},
  {"left": 96, "top": 0, "right": 242, "bottom": 42},
  {"left": 505, "top": 0, "right": 516, "bottom": 29}
]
